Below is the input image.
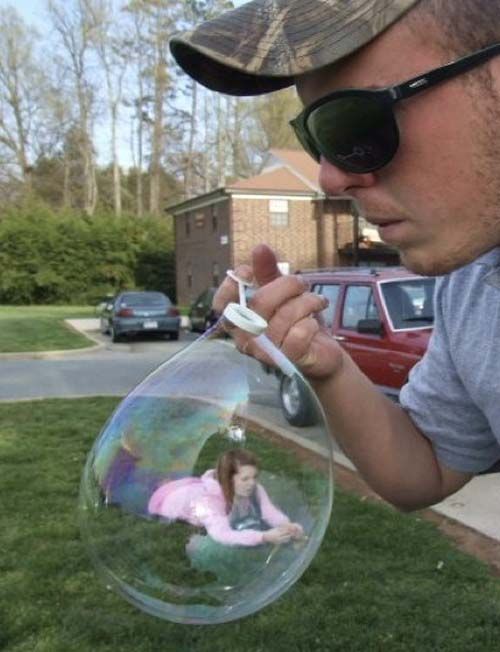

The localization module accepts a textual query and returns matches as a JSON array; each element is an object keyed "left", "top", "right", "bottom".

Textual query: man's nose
[{"left": 318, "top": 156, "right": 376, "bottom": 196}]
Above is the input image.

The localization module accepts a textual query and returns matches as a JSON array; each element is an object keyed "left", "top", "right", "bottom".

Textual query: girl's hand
[
  {"left": 286, "top": 522, "right": 305, "bottom": 540},
  {"left": 262, "top": 525, "right": 292, "bottom": 545}
]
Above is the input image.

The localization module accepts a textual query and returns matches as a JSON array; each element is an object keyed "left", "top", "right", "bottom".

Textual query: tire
[
  {"left": 168, "top": 331, "right": 179, "bottom": 341},
  {"left": 110, "top": 325, "right": 122, "bottom": 343},
  {"left": 279, "top": 373, "right": 317, "bottom": 427}
]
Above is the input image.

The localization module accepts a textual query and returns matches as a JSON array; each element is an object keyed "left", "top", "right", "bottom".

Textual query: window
[
  {"left": 381, "top": 279, "right": 435, "bottom": 329},
  {"left": 185, "top": 214, "right": 191, "bottom": 237},
  {"left": 195, "top": 212, "right": 205, "bottom": 228},
  {"left": 212, "top": 206, "right": 218, "bottom": 232},
  {"left": 187, "top": 263, "right": 192, "bottom": 289},
  {"left": 313, "top": 284, "right": 340, "bottom": 329},
  {"left": 342, "top": 285, "right": 379, "bottom": 329},
  {"left": 269, "top": 199, "right": 289, "bottom": 227}
]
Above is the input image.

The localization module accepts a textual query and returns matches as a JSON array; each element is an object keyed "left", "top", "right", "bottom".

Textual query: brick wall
[
  {"left": 174, "top": 194, "right": 362, "bottom": 305},
  {"left": 175, "top": 199, "right": 231, "bottom": 305},
  {"left": 231, "top": 197, "right": 318, "bottom": 271}
]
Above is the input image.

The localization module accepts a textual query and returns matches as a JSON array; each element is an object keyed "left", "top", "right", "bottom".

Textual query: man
[{"left": 169, "top": 0, "right": 500, "bottom": 511}]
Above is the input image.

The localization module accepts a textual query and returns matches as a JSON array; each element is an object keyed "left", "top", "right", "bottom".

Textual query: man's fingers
[
  {"left": 212, "top": 245, "right": 281, "bottom": 315},
  {"left": 252, "top": 244, "right": 281, "bottom": 286},
  {"left": 266, "top": 292, "right": 328, "bottom": 347},
  {"left": 212, "top": 264, "right": 253, "bottom": 313}
]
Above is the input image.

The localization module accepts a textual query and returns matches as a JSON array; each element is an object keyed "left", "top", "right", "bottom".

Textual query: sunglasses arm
[{"left": 394, "top": 42, "right": 500, "bottom": 101}]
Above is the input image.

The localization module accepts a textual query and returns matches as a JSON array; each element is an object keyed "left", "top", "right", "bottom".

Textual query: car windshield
[
  {"left": 381, "top": 279, "right": 435, "bottom": 330},
  {"left": 120, "top": 292, "right": 169, "bottom": 307}
]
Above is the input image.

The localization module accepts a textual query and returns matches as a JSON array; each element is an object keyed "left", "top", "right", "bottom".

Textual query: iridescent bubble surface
[{"left": 79, "top": 325, "right": 334, "bottom": 624}]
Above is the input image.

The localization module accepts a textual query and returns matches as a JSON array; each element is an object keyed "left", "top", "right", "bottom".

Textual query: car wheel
[
  {"left": 279, "top": 374, "right": 317, "bottom": 427},
  {"left": 110, "top": 325, "right": 122, "bottom": 343},
  {"left": 168, "top": 331, "right": 179, "bottom": 341}
]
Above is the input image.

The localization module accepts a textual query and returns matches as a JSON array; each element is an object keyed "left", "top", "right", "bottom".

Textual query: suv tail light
[
  {"left": 117, "top": 307, "right": 134, "bottom": 317},
  {"left": 168, "top": 306, "right": 180, "bottom": 317}
]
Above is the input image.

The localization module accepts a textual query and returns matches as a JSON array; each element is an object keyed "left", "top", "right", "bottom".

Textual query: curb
[
  {"left": 0, "top": 317, "right": 192, "bottom": 361},
  {"left": 0, "top": 319, "right": 106, "bottom": 361}
]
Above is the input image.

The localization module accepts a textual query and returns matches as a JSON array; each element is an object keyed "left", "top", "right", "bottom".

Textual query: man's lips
[
  {"left": 365, "top": 217, "right": 405, "bottom": 227},
  {"left": 366, "top": 219, "right": 408, "bottom": 243}
]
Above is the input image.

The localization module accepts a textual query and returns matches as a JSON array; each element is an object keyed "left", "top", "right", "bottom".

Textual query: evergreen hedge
[{"left": 0, "top": 202, "right": 176, "bottom": 304}]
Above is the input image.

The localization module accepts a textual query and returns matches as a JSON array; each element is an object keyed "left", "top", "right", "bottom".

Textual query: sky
[{"left": 1, "top": 0, "right": 252, "bottom": 168}]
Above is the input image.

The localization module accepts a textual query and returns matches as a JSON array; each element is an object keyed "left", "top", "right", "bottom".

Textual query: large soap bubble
[{"left": 79, "top": 289, "right": 334, "bottom": 625}]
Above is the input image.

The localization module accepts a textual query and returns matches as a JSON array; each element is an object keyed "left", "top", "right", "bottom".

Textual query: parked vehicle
[
  {"left": 99, "top": 291, "right": 181, "bottom": 342},
  {"left": 277, "top": 267, "right": 435, "bottom": 426},
  {"left": 189, "top": 287, "right": 218, "bottom": 333}
]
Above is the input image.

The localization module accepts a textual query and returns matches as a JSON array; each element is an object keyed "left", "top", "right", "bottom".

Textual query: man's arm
[
  {"left": 312, "top": 349, "right": 472, "bottom": 511},
  {"left": 216, "top": 244, "right": 472, "bottom": 511}
]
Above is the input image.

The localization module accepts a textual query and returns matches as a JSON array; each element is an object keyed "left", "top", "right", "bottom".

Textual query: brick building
[{"left": 169, "top": 149, "right": 398, "bottom": 305}]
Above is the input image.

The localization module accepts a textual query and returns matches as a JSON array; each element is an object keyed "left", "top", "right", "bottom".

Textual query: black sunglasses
[{"left": 290, "top": 43, "right": 500, "bottom": 174}]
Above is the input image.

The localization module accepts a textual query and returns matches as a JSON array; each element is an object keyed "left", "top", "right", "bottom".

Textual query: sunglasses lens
[
  {"left": 290, "top": 118, "right": 321, "bottom": 162},
  {"left": 307, "top": 96, "right": 399, "bottom": 173}
]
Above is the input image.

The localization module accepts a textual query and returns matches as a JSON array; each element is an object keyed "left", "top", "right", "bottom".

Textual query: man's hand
[{"left": 214, "top": 244, "right": 344, "bottom": 380}]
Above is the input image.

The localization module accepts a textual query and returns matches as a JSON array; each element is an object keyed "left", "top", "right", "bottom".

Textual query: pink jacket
[{"left": 148, "top": 469, "right": 289, "bottom": 546}]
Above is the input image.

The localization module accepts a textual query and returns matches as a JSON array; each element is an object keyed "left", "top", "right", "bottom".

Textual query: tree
[
  {"left": 0, "top": 8, "right": 47, "bottom": 193},
  {"left": 123, "top": 0, "right": 182, "bottom": 216},
  {"left": 247, "top": 88, "right": 303, "bottom": 168},
  {"left": 86, "top": 0, "right": 128, "bottom": 217},
  {"left": 122, "top": 2, "right": 151, "bottom": 217},
  {"left": 48, "top": 0, "right": 98, "bottom": 216}
]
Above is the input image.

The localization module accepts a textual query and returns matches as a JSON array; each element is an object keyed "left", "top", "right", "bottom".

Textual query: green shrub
[{"left": 0, "top": 202, "right": 176, "bottom": 304}]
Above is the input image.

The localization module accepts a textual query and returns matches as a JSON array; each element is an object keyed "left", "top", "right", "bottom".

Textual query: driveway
[{"left": 0, "top": 329, "right": 198, "bottom": 401}]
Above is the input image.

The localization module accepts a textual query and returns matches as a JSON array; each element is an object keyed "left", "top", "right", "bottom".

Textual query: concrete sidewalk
[{"left": 335, "top": 449, "right": 500, "bottom": 544}]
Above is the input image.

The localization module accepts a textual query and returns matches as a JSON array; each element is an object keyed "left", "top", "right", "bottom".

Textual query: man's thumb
[{"left": 252, "top": 244, "right": 281, "bottom": 287}]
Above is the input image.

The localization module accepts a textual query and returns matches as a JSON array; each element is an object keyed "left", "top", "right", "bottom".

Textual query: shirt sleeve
[
  {"left": 256, "top": 484, "right": 289, "bottom": 527},
  {"left": 399, "top": 277, "right": 500, "bottom": 473}
]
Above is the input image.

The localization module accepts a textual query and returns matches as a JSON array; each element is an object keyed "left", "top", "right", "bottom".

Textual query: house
[{"left": 168, "top": 149, "right": 399, "bottom": 305}]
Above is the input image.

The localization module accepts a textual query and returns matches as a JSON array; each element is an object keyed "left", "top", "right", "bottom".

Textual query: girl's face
[{"left": 232, "top": 464, "right": 258, "bottom": 499}]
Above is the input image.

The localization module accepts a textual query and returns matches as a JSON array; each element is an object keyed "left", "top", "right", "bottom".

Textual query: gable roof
[
  {"left": 263, "top": 149, "right": 321, "bottom": 191},
  {"left": 167, "top": 149, "right": 322, "bottom": 214},
  {"left": 228, "top": 166, "right": 316, "bottom": 194},
  {"left": 228, "top": 148, "right": 321, "bottom": 194}
]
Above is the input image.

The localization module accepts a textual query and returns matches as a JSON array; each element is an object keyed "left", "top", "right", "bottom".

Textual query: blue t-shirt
[{"left": 400, "top": 247, "right": 500, "bottom": 473}]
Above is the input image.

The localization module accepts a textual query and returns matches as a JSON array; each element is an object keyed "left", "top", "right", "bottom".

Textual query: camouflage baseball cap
[{"left": 170, "top": 0, "right": 422, "bottom": 96}]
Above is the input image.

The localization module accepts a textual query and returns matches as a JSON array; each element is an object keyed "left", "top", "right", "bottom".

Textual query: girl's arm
[
  {"left": 256, "top": 484, "right": 289, "bottom": 527},
  {"left": 202, "top": 510, "right": 266, "bottom": 546}
]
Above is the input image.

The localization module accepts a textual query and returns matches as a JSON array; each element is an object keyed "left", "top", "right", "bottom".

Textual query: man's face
[{"left": 296, "top": 16, "right": 500, "bottom": 275}]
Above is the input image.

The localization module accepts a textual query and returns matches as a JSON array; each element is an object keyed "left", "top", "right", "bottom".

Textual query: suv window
[
  {"left": 313, "top": 284, "right": 340, "bottom": 328},
  {"left": 342, "top": 285, "right": 379, "bottom": 329},
  {"left": 381, "top": 279, "right": 435, "bottom": 330}
]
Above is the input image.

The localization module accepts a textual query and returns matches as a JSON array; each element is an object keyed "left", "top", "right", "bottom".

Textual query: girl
[{"left": 148, "top": 449, "right": 303, "bottom": 546}]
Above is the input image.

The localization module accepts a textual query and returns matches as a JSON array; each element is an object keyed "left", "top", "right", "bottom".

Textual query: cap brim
[
  {"left": 170, "top": 0, "right": 421, "bottom": 96},
  {"left": 170, "top": 40, "right": 293, "bottom": 96}
]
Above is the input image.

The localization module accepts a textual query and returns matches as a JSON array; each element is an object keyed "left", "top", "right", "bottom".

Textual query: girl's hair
[{"left": 216, "top": 449, "right": 259, "bottom": 513}]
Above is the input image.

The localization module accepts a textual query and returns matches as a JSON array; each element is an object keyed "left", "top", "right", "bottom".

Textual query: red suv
[{"left": 280, "top": 267, "right": 435, "bottom": 425}]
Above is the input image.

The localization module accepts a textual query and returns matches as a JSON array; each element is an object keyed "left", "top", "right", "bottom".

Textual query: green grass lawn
[
  {"left": 1, "top": 397, "right": 500, "bottom": 652},
  {"left": 0, "top": 305, "right": 96, "bottom": 353}
]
